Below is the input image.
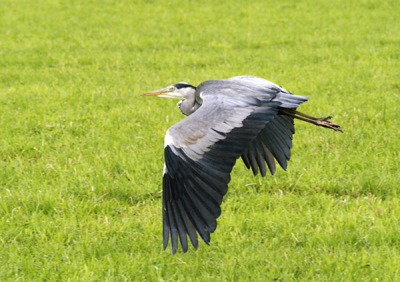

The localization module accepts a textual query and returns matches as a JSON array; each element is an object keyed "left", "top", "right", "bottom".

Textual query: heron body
[{"left": 141, "top": 76, "right": 342, "bottom": 254}]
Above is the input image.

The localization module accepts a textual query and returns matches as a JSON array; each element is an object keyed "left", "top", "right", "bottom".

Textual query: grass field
[{"left": 1, "top": 0, "right": 399, "bottom": 280}]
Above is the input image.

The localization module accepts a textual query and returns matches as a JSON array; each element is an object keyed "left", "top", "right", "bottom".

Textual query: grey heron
[{"left": 141, "top": 75, "right": 342, "bottom": 254}]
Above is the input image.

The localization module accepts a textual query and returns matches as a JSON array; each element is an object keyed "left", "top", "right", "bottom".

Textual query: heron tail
[{"left": 279, "top": 109, "right": 343, "bottom": 132}]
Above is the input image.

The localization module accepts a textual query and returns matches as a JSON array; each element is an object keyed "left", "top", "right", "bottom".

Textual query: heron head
[{"left": 140, "top": 82, "right": 196, "bottom": 99}]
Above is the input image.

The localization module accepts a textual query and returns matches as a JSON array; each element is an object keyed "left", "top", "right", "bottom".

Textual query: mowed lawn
[{"left": 1, "top": 0, "right": 399, "bottom": 280}]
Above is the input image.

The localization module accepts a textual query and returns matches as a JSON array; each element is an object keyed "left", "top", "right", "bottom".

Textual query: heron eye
[{"left": 169, "top": 87, "right": 175, "bottom": 92}]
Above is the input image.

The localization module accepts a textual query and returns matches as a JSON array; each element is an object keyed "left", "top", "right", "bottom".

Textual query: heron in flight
[{"left": 141, "top": 75, "right": 342, "bottom": 254}]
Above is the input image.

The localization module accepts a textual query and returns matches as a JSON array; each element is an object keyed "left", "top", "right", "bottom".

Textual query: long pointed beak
[
  {"left": 140, "top": 87, "right": 170, "bottom": 97},
  {"left": 140, "top": 87, "right": 183, "bottom": 99}
]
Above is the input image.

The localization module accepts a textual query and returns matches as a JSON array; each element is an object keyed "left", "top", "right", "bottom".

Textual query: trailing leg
[{"left": 279, "top": 109, "right": 343, "bottom": 132}]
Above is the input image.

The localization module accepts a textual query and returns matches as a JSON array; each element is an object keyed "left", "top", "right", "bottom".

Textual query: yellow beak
[
  {"left": 140, "top": 87, "right": 183, "bottom": 99},
  {"left": 140, "top": 87, "right": 171, "bottom": 96}
]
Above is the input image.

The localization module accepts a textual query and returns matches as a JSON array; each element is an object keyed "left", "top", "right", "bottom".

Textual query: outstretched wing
[
  {"left": 162, "top": 78, "right": 307, "bottom": 253},
  {"left": 233, "top": 76, "right": 306, "bottom": 176},
  {"left": 241, "top": 109, "right": 296, "bottom": 176}
]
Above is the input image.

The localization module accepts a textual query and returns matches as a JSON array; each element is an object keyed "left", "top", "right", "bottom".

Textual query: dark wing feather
[
  {"left": 162, "top": 78, "right": 308, "bottom": 253},
  {"left": 241, "top": 115, "right": 295, "bottom": 176},
  {"left": 235, "top": 76, "right": 308, "bottom": 176}
]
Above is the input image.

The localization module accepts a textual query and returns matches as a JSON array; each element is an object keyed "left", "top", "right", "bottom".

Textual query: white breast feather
[{"left": 164, "top": 130, "right": 174, "bottom": 148}]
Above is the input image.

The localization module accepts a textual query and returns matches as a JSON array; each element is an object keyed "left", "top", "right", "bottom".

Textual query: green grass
[{"left": 1, "top": 0, "right": 399, "bottom": 280}]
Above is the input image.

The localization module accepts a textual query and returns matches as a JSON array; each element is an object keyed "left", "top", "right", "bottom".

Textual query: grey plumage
[{"left": 141, "top": 75, "right": 342, "bottom": 254}]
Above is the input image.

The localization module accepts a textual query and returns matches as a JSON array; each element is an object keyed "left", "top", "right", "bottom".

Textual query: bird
[{"left": 141, "top": 75, "right": 342, "bottom": 254}]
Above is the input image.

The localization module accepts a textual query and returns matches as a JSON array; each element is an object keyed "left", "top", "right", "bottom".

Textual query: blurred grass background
[{"left": 1, "top": 0, "right": 399, "bottom": 280}]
